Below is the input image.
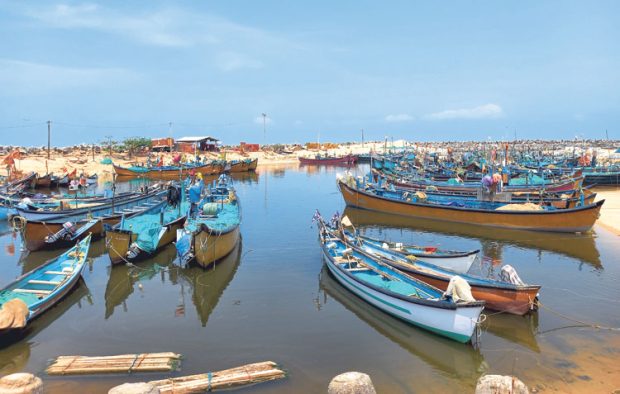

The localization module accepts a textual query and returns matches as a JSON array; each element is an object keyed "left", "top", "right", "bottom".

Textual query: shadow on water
[
  {"left": 0, "top": 281, "right": 92, "bottom": 372},
  {"left": 343, "top": 207, "right": 602, "bottom": 269},
  {"left": 104, "top": 240, "right": 243, "bottom": 326},
  {"left": 319, "top": 265, "right": 486, "bottom": 379}
]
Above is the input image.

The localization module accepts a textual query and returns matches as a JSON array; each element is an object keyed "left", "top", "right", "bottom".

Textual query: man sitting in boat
[{"left": 189, "top": 174, "right": 204, "bottom": 217}]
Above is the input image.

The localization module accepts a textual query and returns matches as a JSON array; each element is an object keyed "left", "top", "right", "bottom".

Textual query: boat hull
[
  {"left": 106, "top": 216, "right": 187, "bottom": 265},
  {"left": 299, "top": 155, "right": 357, "bottom": 165},
  {"left": 323, "top": 248, "right": 483, "bottom": 343},
  {"left": 193, "top": 225, "right": 241, "bottom": 268},
  {"left": 22, "top": 217, "right": 115, "bottom": 251},
  {"left": 114, "top": 163, "right": 226, "bottom": 179},
  {"left": 228, "top": 159, "right": 258, "bottom": 173},
  {"left": 339, "top": 180, "right": 603, "bottom": 233}
]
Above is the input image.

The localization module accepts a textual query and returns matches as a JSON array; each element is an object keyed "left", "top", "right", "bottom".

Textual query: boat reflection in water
[
  {"left": 180, "top": 241, "right": 242, "bottom": 326},
  {"left": 104, "top": 244, "right": 180, "bottom": 319},
  {"left": 0, "top": 281, "right": 91, "bottom": 372},
  {"left": 483, "top": 312, "right": 540, "bottom": 353},
  {"left": 343, "top": 207, "right": 602, "bottom": 269},
  {"left": 104, "top": 241, "right": 242, "bottom": 326},
  {"left": 319, "top": 266, "right": 486, "bottom": 379}
]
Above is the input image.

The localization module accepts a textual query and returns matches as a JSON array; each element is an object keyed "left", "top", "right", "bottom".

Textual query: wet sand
[{"left": 595, "top": 188, "right": 620, "bottom": 235}]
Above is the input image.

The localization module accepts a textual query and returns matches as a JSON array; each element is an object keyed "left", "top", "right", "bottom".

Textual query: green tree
[{"left": 123, "top": 137, "right": 152, "bottom": 157}]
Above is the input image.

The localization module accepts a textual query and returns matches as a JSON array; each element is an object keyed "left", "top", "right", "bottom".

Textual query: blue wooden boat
[
  {"left": 317, "top": 218, "right": 485, "bottom": 343},
  {"left": 176, "top": 176, "right": 241, "bottom": 268},
  {"left": 0, "top": 235, "right": 91, "bottom": 337}
]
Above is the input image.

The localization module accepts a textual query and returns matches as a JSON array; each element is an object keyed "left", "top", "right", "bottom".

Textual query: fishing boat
[
  {"left": 228, "top": 158, "right": 258, "bottom": 173},
  {"left": 14, "top": 185, "right": 163, "bottom": 222},
  {"left": 0, "top": 235, "right": 91, "bottom": 338},
  {"left": 34, "top": 173, "right": 53, "bottom": 188},
  {"left": 319, "top": 266, "right": 485, "bottom": 377},
  {"left": 338, "top": 177, "right": 604, "bottom": 233},
  {"left": 317, "top": 217, "right": 485, "bottom": 343},
  {"left": 18, "top": 187, "right": 166, "bottom": 251},
  {"left": 352, "top": 233, "right": 478, "bottom": 273},
  {"left": 106, "top": 185, "right": 189, "bottom": 264},
  {"left": 299, "top": 154, "right": 357, "bottom": 165},
  {"left": 113, "top": 162, "right": 226, "bottom": 179},
  {"left": 1, "top": 172, "right": 37, "bottom": 193},
  {"left": 335, "top": 227, "right": 540, "bottom": 315},
  {"left": 176, "top": 176, "right": 241, "bottom": 268}
]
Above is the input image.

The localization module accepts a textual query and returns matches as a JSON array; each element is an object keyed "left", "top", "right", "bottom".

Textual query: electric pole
[
  {"left": 47, "top": 120, "right": 51, "bottom": 159},
  {"left": 361, "top": 129, "right": 364, "bottom": 148},
  {"left": 262, "top": 113, "right": 267, "bottom": 146}
]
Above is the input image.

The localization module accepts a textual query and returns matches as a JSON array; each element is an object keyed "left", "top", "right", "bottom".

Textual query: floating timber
[
  {"left": 46, "top": 352, "right": 181, "bottom": 375},
  {"left": 149, "top": 361, "right": 286, "bottom": 393}
]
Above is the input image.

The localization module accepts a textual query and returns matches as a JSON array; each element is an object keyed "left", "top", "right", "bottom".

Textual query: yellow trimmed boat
[
  {"left": 176, "top": 176, "right": 241, "bottom": 268},
  {"left": 338, "top": 178, "right": 603, "bottom": 233}
]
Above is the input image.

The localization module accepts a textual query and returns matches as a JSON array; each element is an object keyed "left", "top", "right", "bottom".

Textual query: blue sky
[{"left": 0, "top": 1, "right": 618, "bottom": 146}]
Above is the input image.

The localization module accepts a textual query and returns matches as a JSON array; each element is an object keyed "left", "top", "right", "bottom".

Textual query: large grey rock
[
  {"left": 108, "top": 382, "right": 160, "bottom": 394},
  {"left": 328, "top": 372, "right": 376, "bottom": 394},
  {"left": 0, "top": 373, "right": 43, "bottom": 394},
  {"left": 475, "top": 374, "right": 529, "bottom": 394}
]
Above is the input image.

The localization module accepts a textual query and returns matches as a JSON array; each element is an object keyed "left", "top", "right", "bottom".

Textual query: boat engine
[{"left": 45, "top": 222, "right": 77, "bottom": 244}]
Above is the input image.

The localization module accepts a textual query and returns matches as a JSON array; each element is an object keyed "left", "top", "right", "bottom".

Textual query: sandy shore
[
  {"left": 4, "top": 142, "right": 619, "bottom": 235},
  {"left": 594, "top": 188, "right": 620, "bottom": 235}
]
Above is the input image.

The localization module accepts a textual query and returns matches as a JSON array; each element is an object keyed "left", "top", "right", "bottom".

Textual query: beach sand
[{"left": 594, "top": 188, "right": 620, "bottom": 235}]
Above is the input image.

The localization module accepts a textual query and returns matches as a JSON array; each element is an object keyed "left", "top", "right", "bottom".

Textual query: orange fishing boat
[
  {"left": 338, "top": 178, "right": 603, "bottom": 233},
  {"left": 228, "top": 158, "right": 258, "bottom": 173}
]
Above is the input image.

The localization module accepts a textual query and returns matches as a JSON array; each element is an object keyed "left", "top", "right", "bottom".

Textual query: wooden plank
[{"left": 28, "top": 280, "right": 61, "bottom": 285}]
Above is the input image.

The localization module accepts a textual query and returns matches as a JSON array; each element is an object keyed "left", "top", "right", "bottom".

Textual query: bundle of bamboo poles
[
  {"left": 46, "top": 352, "right": 181, "bottom": 375},
  {"left": 149, "top": 361, "right": 286, "bottom": 393}
]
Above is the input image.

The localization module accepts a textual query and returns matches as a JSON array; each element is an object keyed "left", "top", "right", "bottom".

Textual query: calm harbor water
[{"left": 0, "top": 165, "right": 619, "bottom": 393}]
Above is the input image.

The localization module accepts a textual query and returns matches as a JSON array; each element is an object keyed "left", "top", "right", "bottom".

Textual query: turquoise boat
[
  {"left": 105, "top": 185, "right": 190, "bottom": 264},
  {"left": 317, "top": 218, "right": 485, "bottom": 343},
  {"left": 0, "top": 235, "right": 91, "bottom": 338}
]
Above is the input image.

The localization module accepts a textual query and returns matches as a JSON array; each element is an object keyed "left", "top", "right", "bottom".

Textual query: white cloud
[
  {"left": 385, "top": 113, "right": 413, "bottom": 123},
  {"left": 216, "top": 52, "right": 263, "bottom": 72},
  {"left": 254, "top": 115, "right": 272, "bottom": 125},
  {"left": 426, "top": 104, "right": 503, "bottom": 120}
]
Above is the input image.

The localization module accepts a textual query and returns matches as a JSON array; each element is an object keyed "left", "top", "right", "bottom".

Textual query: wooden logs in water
[{"left": 46, "top": 353, "right": 181, "bottom": 375}]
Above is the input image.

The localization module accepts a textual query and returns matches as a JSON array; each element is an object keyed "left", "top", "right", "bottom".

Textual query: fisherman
[{"left": 188, "top": 173, "right": 204, "bottom": 217}]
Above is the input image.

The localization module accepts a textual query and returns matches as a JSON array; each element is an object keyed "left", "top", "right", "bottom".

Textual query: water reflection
[
  {"left": 179, "top": 241, "right": 242, "bottom": 326},
  {"left": 484, "top": 313, "right": 540, "bottom": 353},
  {"left": 104, "top": 245, "right": 179, "bottom": 319},
  {"left": 344, "top": 207, "right": 602, "bottom": 269},
  {"left": 0, "top": 281, "right": 91, "bottom": 371},
  {"left": 104, "top": 241, "right": 242, "bottom": 326},
  {"left": 319, "top": 266, "right": 486, "bottom": 379}
]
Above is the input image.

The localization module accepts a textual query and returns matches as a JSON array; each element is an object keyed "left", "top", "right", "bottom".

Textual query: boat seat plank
[
  {"left": 28, "top": 280, "right": 61, "bottom": 285},
  {"left": 45, "top": 270, "right": 71, "bottom": 276},
  {"left": 13, "top": 289, "right": 52, "bottom": 295}
]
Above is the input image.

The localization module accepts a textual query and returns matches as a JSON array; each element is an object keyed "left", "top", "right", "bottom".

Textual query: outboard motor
[
  {"left": 126, "top": 242, "right": 143, "bottom": 260},
  {"left": 45, "top": 222, "right": 77, "bottom": 244},
  {"left": 166, "top": 185, "right": 181, "bottom": 208}
]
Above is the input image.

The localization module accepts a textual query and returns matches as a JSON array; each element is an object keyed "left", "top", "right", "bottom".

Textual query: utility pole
[
  {"left": 47, "top": 120, "right": 51, "bottom": 160},
  {"left": 606, "top": 129, "right": 609, "bottom": 140},
  {"left": 262, "top": 113, "right": 267, "bottom": 146},
  {"left": 105, "top": 135, "right": 113, "bottom": 156},
  {"left": 361, "top": 129, "right": 365, "bottom": 148},
  {"left": 168, "top": 122, "right": 173, "bottom": 152}
]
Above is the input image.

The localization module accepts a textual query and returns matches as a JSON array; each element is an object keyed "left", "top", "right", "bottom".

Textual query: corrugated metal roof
[{"left": 176, "top": 136, "right": 219, "bottom": 143}]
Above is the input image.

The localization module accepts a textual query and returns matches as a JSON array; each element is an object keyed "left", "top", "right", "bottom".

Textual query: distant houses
[{"left": 151, "top": 136, "right": 220, "bottom": 153}]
